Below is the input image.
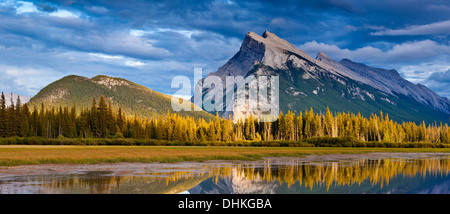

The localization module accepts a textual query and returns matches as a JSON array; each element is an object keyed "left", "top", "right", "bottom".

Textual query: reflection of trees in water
[
  {"left": 37, "top": 157, "right": 450, "bottom": 193},
  {"left": 234, "top": 158, "right": 450, "bottom": 191},
  {"left": 38, "top": 171, "right": 209, "bottom": 194}
]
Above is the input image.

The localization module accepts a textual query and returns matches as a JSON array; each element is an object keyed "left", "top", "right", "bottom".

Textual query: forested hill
[{"left": 27, "top": 75, "right": 214, "bottom": 120}]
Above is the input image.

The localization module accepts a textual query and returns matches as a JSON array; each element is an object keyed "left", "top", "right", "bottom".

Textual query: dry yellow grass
[{"left": 1, "top": 145, "right": 450, "bottom": 166}]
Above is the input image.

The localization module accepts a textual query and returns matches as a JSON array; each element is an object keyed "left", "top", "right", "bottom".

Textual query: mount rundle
[{"left": 199, "top": 31, "right": 450, "bottom": 123}]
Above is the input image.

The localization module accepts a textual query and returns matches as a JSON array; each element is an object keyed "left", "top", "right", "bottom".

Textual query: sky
[{"left": 0, "top": 0, "right": 449, "bottom": 99}]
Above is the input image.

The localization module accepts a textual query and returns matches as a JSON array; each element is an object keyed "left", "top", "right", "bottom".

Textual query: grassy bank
[
  {"left": 1, "top": 137, "right": 450, "bottom": 148},
  {"left": 1, "top": 146, "right": 450, "bottom": 166}
]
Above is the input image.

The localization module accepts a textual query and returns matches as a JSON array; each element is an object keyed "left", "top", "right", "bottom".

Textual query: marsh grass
[{"left": 1, "top": 146, "right": 450, "bottom": 166}]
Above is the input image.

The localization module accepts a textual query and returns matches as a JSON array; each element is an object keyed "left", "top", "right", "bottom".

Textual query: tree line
[{"left": 0, "top": 93, "right": 449, "bottom": 144}]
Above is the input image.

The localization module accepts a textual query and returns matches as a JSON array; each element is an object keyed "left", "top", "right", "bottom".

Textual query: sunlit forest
[{"left": 0, "top": 93, "right": 449, "bottom": 145}]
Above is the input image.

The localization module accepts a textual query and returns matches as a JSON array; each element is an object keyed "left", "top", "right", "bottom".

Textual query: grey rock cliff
[
  {"left": 202, "top": 31, "right": 450, "bottom": 119},
  {"left": 338, "top": 59, "right": 450, "bottom": 114}
]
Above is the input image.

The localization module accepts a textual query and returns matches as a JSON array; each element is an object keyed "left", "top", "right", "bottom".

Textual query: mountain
[
  {"left": 320, "top": 56, "right": 450, "bottom": 114},
  {"left": 198, "top": 31, "right": 450, "bottom": 124},
  {"left": 28, "top": 75, "right": 214, "bottom": 120},
  {"left": 2, "top": 93, "right": 31, "bottom": 107}
]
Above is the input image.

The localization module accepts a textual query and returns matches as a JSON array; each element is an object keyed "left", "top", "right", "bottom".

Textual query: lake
[{"left": 0, "top": 153, "right": 449, "bottom": 194}]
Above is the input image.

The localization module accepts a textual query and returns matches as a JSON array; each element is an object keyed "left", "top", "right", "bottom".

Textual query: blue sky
[{"left": 0, "top": 0, "right": 449, "bottom": 99}]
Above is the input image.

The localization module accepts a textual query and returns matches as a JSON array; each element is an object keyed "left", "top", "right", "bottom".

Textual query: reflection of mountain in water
[
  {"left": 417, "top": 180, "right": 450, "bottom": 194},
  {"left": 190, "top": 166, "right": 450, "bottom": 194},
  {"left": 189, "top": 158, "right": 450, "bottom": 194},
  {"left": 1, "top": 156, "right": 450, "bottom": 194},
  {"left": 0, "top": 171, "right": 210, "bottom": 194},
  {"left": 190, "top": 169, "right": 279, "bottom": 194}
]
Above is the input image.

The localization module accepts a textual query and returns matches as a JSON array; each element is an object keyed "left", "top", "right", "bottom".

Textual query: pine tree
[
  {"left": 7, "top": 94, "right": 18, "bottom": 137},
  {"left": 277, "top": 112, "right": 285, "bottom": 140},
  {"left": 98, "top": 95, "right": 109, "bottom": 137},
  {"left": 89, "top": 98, "right": 99, "bottom": 137},
  {"left": 0, "top": 94, "right": 448, "bottom": 144},
  {"left": 38, "top": 103, "right": 45, "bottom": 137},
  {"left": 0, "top": 92, "right": 6, "bottom": 137},
  {"left": 107, "top": 98, "right": 116, "bottom": 135},
  {"left": 325, "top": 107, "right": 333, "bottom": 137},
  {"left": 117, "top": 107, "right": 125, "bottom": 135},
  {"left": 19, "top": 103, "right": 30, "bottom": 136}
]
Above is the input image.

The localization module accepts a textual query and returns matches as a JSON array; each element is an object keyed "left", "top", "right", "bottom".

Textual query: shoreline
[
  {"left": 1, "top": 146, "right": 450, "bottom": 166},
  {"left": 1, "top": 152, "right": 449, "bottom": 177}
]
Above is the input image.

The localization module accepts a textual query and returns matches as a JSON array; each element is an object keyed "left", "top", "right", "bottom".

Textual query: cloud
[
  {"left": 423, "top": 69, "right": 450, "bottom": 99},
  {"left": 427, "top": 69, "right": 450, "bottom": 82},
  {"left": 34, "top": 2, "right": 58, "bottom": 12},
  {"left": 299, "top": 40, "right": 450, "bottom": 98},
  {"left": 15, "top": 1, "right": 38, "bottom": 14},
  {"left": 0, "top": 65, "right": 65, "bottom": 96},
  {"left": 0, "top": 1, "right": 244, "bottom": 97},
  {"left": 1, "top": 0, "right": 450, "bottom": 100},
  {"left": 299, "top": 40, "right": 450, "bottom": 65},
  {"left": 293, "top": 0, "right": 362, "bottom": 14},
  {"left": 84, "top": 5, "right": 108, "bottom": 14},
  {"left": 88, "top": 53, "right": 145, "bottom": 67},
  {"left": 398, "top": 59, "right": 450, "bottom": 82},
  {"left": 426, "top": 4, "right": 450, "bottom": 12},
  {"left": 370, "top": 19, "right": 450, "bottom": 36},
  {"left": 0, "top": 7, "right": 173, "bottom": 60},
  {"left": 269, "top": 18, "right": 285, "bottom": 27}
]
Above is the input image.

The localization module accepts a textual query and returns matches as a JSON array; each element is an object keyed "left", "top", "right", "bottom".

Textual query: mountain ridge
[
  {"left": 199, "top": 31, "right": 450, "bottom": 123},
  {"left": 337, "top": 58, "right": 450, "bottom": 113},
  {"left": 28, "top": 75, "right": 214, "bottom": 120}
]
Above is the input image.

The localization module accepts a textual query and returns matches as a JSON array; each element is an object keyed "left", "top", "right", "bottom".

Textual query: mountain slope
[
  {"left": 200, "top": 31, "right": 450, "bottom": 124},
  {"left": 336, "top": 58, "right": 450, "bottom": 114},
  {"left": 28, "top": 75, "right": 214, "bottom": 120}
]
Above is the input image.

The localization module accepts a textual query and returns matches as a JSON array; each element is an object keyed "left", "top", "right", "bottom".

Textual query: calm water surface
[{"left": 1, "top": 153, "right": 450, "bottom": 194}]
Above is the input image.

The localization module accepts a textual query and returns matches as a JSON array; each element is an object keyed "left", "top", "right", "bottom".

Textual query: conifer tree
[
  {"left": 277, "top": 112, "right": 285, "bottom": 140},
  {"left": 0, "top": 92, "right": 6, "bottom": 137},
  {"left": 89, "top": 98, "right": 99, "bottom": 137},
  {"left": 0, "top": 94, "right": 448, "bottom": 145},
  {"left": 8, "top": 95, "right": 18, "bottom": 137}
]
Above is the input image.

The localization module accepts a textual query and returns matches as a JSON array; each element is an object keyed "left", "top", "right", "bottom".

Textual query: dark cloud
[
  {"left": 0, "top": 9, "right": 172, "bottom": 60},
  {"left": 423, "top": 70, "right": 450, "bottom": 99},
  {"left": 34, "top": 2, "right": 58, "bottom": 12},
  {"left": 0, "top": 0, "right": 449, "bottom": 98},
  {"left": 296, "top": 0, "right": 363, "bottom": 14},
  {"left": 427, "top": 69, "right": 450, "bottom": 82},
  {"left": 371, "top": 20, "right": 450, "bottom": 36}
]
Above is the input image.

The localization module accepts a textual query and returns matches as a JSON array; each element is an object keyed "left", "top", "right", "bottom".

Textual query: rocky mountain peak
[
  {"left": 208, "top": 32, "right": 266, "bottom": 78},
  {"left": 91, "top": 75, "right": 132, "bottom": 89},
  {"left": 316, "top": 51, "right": 332, "bottom": 61},
  {"left": 338, "top": 59, "right": 450, "bottom": 113},
  {"left": 261, "top": 30, "right": 274, "bottom": 38},
  {"left": 261, "top": 31, "right": 297, "bottom": 50},
  {"left": 340, "top": 59, "right": 400, "bottom": 77},
  {"left": 201, "top": 31, "right": 450, "bottom": 122},
  {"left": 245, "top": 31, "right": 264, "bottom": 42}
]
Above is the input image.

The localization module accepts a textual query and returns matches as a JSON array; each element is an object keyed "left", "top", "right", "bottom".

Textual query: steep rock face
[
  {"left": 338, "top": 59, "right": 450, "bottom": 114},
  {"left": 317, "top": 52, "right": 450, "bottom": 114},
  {"left": 209, "top": 32, "right": 265, "bottom": 78},
  {"left": 315, "top": 52, "right": 370, "bottom": 85},
  {"left": 205, "top": 31, "right": 331, "bottom": 121},
  {"left": 210, "top": 31, "right": 316, "bottom": 79},
  {"left": 199, "top": 31, "right": 450, "bottom": 123}
]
